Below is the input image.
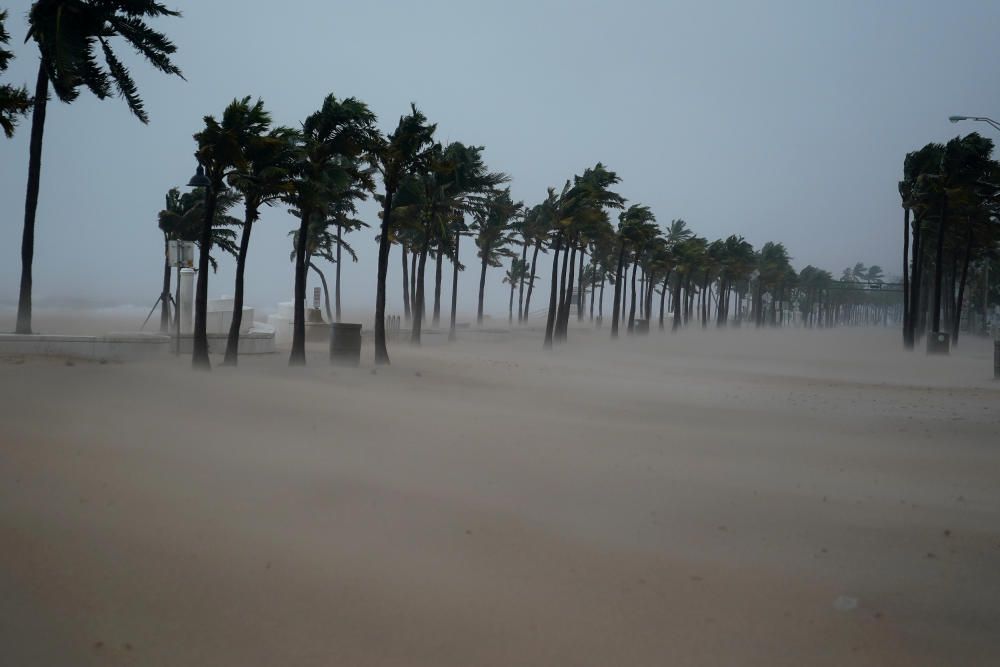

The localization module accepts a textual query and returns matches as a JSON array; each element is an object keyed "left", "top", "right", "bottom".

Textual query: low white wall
[{"left": 0, "top": 333, "right": 171, "bottom": 361}]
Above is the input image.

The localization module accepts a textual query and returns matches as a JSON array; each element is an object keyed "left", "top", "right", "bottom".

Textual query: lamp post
[
  {"left": 949, "top": 115, "right": 1000, "bottom": 132},
  {"left": 178, "top": 160, "right": 211, "bottom": 356}
]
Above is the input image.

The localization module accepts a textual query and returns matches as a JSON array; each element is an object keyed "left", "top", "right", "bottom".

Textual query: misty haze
[{"left": 1, "top": 1, "right": 999, "bottom": 666}]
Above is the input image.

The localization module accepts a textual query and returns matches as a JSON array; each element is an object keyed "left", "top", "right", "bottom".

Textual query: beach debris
[{"left": 833, "top": 595, "right": 859, "bottom": 612}]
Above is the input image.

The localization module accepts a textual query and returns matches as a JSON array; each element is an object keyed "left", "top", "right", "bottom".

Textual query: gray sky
[{"left": 2, "top": 0, "right": 999, "bottom": 318}]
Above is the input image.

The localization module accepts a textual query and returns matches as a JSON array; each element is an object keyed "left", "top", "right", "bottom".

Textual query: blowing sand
[{"left": 1, "top": 318, "right": 998, "bottom": 666}]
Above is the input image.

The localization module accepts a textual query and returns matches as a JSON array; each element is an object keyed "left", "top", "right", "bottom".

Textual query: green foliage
[
  {"left": 0, "top": 9, "right": 31, "bottom": 138},
  {"left": 157, "top": 187, "right": 242, "bottom": 271},
  {"left": 473, "top": 188, "right": 522, "bottom": 267},
  {"left": 26, "top": 0, "right": 183, "bottom": 123}
]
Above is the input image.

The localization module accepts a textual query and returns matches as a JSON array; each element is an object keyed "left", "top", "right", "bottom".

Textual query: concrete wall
[{"left": 0, "top": 333, "right": 171, "bottom": 362}]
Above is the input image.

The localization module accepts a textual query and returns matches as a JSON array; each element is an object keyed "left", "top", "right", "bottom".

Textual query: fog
[
  {"left": 3, "top": 2, "right": 1000, "bottom": 664},
  {"left": 2, "top": 1, "right": 1000, "bottom": 316},
  {"left": 2, "top": 322, "right": 998, "bottom": 665}
]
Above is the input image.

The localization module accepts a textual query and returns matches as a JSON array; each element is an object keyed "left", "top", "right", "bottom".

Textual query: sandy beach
[{"left": 1, "top": 319, "right": 998, "bottom": 666}]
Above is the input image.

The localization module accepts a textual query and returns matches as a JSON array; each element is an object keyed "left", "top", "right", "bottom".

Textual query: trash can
[
  {"left": 329, "top": 323, "right": 362, "bottom": 366},
  {"left": 926, "top": 331, "right": 950, "bottom": 355}
]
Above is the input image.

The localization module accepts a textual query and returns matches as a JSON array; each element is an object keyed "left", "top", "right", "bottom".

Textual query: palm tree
[
  {"left": 929, "top": 133, "right": 994, "bottom": 342},
  {"left": 370, "top": 105, "right": 437, "bottom": 365},
  {"left": 611, "top": 204, "right": 655, "bottom": 337},
  {"left": 157, "top": 186, "right": 241, "bottom": 325},
  {"left": 223, "top": 106, "right": 297, "bottom": 365},
  {"left": 191, "top": 98, "right": 269, "bottom": 369},
  {"left": 17, "top": 0, "right": 182, "bottom": 335},
  {"left": 473, "top": 189, "right": 521, "bottom": 325},
  {"left": 286, "top": 94, "right": 378, "bottom": 366},
  {"left": 545, "top": 164, "right": 625, "bottom": 345},
  {"left": 901, "top": 142, "right": 944, "bottom": 345},
  {"left": 504, "top": 258, "right": 530, "bottom": 324},
  {"left": 523, "top": 193, "right": 557, "bottom": 324},
  {"left": 0, "top": 10, "right": 31, "bottom": 138}
]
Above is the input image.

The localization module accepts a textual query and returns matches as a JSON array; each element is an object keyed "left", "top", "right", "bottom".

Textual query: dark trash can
[
  {"left": 330, "top": 323, "right": 362, "bottom": 366},
  {"left": 926, "top": 331, "right": 950, "bottom": 356}
]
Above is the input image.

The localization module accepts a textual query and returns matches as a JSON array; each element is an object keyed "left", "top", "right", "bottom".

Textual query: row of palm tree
[
  {"left": 898, "top": 133, "right": 1000, "bottom": 348},
  {"left": 5, "top": 2, "right": 906, "bottom": 373}
]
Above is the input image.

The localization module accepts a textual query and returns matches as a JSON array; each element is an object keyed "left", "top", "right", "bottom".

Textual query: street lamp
[
  {"left": 172, "top": 158, "right": 210, "bottom": 356},
  {"left": 949, "top": 115, "right": 1000, "bottom": 132}
]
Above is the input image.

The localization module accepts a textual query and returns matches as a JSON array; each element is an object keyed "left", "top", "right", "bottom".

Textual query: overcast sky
[{"left": 2, "top": 0, "right": 999, "bottom": 319}]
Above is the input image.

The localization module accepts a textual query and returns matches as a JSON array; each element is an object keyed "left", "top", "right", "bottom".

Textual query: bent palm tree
[
  {"left": 286, "top": 94, "right": 378, "bottom": 366},
  {"left": 472, "top": 189, "right": 521, "bottom": 324},
  {"left": 370, "top": 104, "right": 437, "bottom": 364},
  {"left": 223, "top": 114, "right": 297, "bottom": 365},
  {"left": 192, "top": 98, "right": 268, "bottom": 369},
  {"left": 18, "top": 0, "right": 182, "bottom": 334}
]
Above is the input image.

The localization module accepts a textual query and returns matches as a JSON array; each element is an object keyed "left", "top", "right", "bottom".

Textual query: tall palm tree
[
  {"left": 223, "top": 106, "right": 297, "bottom": 365},
  {"left": 611, "top": 204, "right": 655, "bottom": 337},
  {"left": 191, "top": 98, "right": 269, "bottom": 369},
  {"left": 901, "top": 142, "right": 944, "bottom": 345},
  {"left": 370, "top": 104, "right": 437, "bottom": 365},
  {"left": 473, "top": 189, "right": 521, "bottom": 325},
  {"left": 0, "top": 10, "right": 31, "bottom": 138},
  {"left": 17, "top": 0, "right": 182, "bottom": 334},
  {"left": 545, "top": 164, "right": 625, "bottom": 345},
  {"left": 929, "top": 133, "right": 993, "bottom": 341},
  {"left": 523, "top": 192, "right": 557, "bottom": 324},
  {"left": 286, "top": 94, "right": 378, "bottom": 366}
]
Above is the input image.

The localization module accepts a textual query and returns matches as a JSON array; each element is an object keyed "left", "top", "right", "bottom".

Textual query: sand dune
[{"left": 1, "top": 320, "right": 998, "bottom": 666}]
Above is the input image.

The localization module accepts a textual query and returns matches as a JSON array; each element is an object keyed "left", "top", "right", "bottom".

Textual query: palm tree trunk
[
  {"left": 702, "top": 271, "right": 710, "bottom": 327},
  {"left": 554, "top": 241, "right": 570, "bottom": 340},
  {"left": 401, "top": 247, "right": 411, "bottom": 321},
  {"left": 576, "top": 247, "right": 585, "bottom": 321},
  {"left": 645, "top": 271, "right": 655, "bottom": 322},
  {"left": 523, "top": 240, "right": 541, "bottom": 323},
  {"left": 289, "top": 210, "right": 311, "bottom": 366},
  {"left": 952, "top": 223, "right": 974, "bottom": 345},
  {"left": 193, "top": 187, "right": 219, "bottom": 370},
  {"left": 659, "top": 271, "right": 670, "bottom": 329},
  {"left": 374, "top": 190, "right": 394, "bottom": 365},
  {"left": 412, "top": 235, "right": 430, "bottom": 344},
  {"left": 931, "top": 201, "right": 948, "bottom": 334},
  {"left": 223, "top": 208, "right": 256, "bottom": 366},
  {"left": 449, "top": 231, "right": 461, "bottom": 342},
  {"left": 902, "top": 207, "right": 911, "bottom": 347},
  {"left": 672, "top": 274, "right": 683, "bottom": 331},
  {"left": 543, "top": 233, "right": 563, "bottom": 349},
  {"left": 433, "top": 246, "right": 443, "bottom": 326},
  {"left": 908, "top": 219, "right": 923, "bottom": 345},
  {"left": 335, "top": 223, "right": 342, "bottom": 322},
  {"left": 16, "top": 62, "right": 50, "bottom": 335},
  {"left": 627, "top": 259, "right": 639, "bottom": 333},
  {"left": 477, "top": 253, "right": 488, "bottom": 325},
  {"left": 311, "top": 262, "right": 332, "bottom": 322},
  {"left": 589, "top": 270, "right": 597, "bottom": 321},
  {"left": 557, "top": 241, "right": 577, "bottom": 340},
  {"left": 611, "top": 241, "right": 626, "bottom": 337},
  {"left": 598, "top": 275, "right": 606, "bottom": 325},
  {"left": 411, "top": 250, "right": 419, "bottom": 320},
  {"left": 517, "top": 238, "right": 529, "bottom": 322},
  {"left": 160, "top": 239, "right": 172, "bottom": 333},
  {"left": 508, "top": 268, "right": 516, "bottom": 324}
]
